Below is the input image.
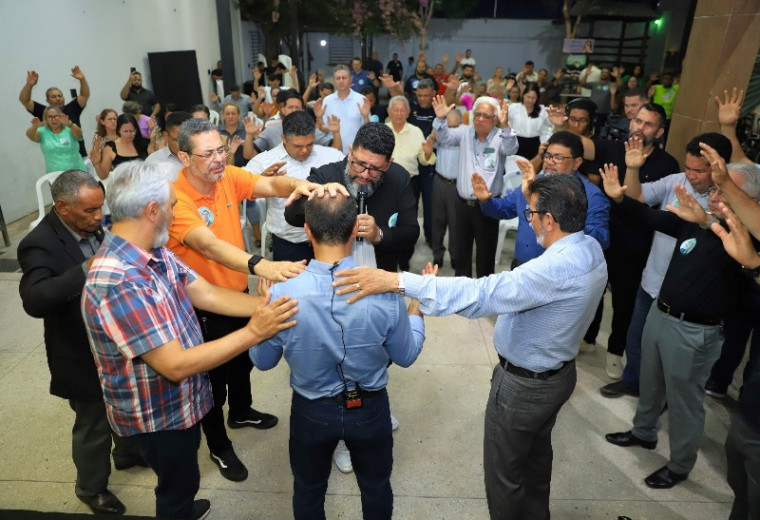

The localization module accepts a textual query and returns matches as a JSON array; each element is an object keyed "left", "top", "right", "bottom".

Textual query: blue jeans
[
  {"left": 621, "top": 286, "right": 655, "bottom": 389},
  {"left": 289, "top": 390, "right": 393, "bottom": 520}
]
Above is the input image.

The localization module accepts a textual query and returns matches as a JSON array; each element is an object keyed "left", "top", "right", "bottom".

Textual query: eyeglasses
[
  {"left": 523, "top": 209, "right": 547, "bottom": 221},
  {"left": 472, "top": 111, "right": 495, "bottom": 120},
  {"left": 542, "top": 152, "right": 572, "bottom": 163},
  {"left": 350, "top": 159, "right": 388, "bottom": 179},
  {"left": 706, "top": 185, "right": 721, "bottom": 197},
  {"left": 191, "top": 146, "right": 230, "bottom": 160},
  {"left": 46, "top": 114, "right": 61, "bottom": 119},
  {"left": 568, "top": 116, "right": 589, "bottom": 124}
]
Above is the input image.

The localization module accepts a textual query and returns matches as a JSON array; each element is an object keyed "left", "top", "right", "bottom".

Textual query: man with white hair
[
  {"left": 432, "top": 95, "right": 518, "bottom": 277},
  {"left": 82, "top": 161, "right": 298, "bottom": 520}
]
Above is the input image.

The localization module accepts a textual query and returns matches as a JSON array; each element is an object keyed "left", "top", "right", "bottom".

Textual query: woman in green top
[{"left": 26, "top": 105, "right": 86, "bottom": 173}]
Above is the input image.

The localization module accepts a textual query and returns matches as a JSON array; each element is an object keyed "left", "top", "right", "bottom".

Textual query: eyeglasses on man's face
[
  {"left": 192, "top": 146, "right": 230, "bottom": 160},
  {"left": 542, "top": 152, "right": 572, "bottom": 163},
  {"left": 523, "top": 209, "right": 548, "bottom": 221},
  {"left": 350, "top": 159, "right": 388, "bottom": 179},
  {"left": 472, "top": 111, "right": 495, "bottom": 120}
]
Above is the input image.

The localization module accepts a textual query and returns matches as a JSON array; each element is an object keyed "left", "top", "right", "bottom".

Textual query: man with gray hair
[
  {"left": 82, "top": 161, "right": 299, "bottom": 520},
  {"left": 322, "top": 64, "right": 372, "bottom": 154},
  {"left": 432, "top": 94, "right": 518, "bottom": 277},
  {"left": 18, "top": 169, "right": 145, "bottom": 515}
]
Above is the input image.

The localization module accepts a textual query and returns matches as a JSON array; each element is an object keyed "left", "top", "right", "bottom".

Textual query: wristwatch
[
  {"left": 247, "top": 254, "right": 263, "bottom": 274},
  {"left": 397, "top": 272, "right": 405, "bottom": 297},
  {"left": 699, "top": 214, "right": 719, "bottom": 230},
  {"left": 741, "top": 255, "right": 760, "bottom": 281}
]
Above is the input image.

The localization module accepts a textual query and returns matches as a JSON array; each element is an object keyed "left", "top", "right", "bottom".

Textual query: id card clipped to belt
[{"left": 343, "top": 388, "right": 363, "bottom": 409}]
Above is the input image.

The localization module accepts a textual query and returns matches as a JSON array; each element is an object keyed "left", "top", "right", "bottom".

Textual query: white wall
[{"left": 0, "top": 0, "right": 221, "bottom": 223}]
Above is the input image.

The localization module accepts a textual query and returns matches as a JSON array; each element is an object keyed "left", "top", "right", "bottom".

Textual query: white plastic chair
[
  {"left": 29, "top": 171, "right": 64, "bottom": 230},
  {"left": 494, "top": 155, "right": 525, "bottom": 267},
  {"left": 209, "top": 109, "right": 220, "bottom": 125}
]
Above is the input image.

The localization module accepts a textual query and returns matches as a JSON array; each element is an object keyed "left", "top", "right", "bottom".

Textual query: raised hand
[
  {"left": 455, "top": 53, "right": 463, "bottom": 63},
  {"left": 70, "top": 65, "right": 85, "bottom": 80},
  {"left": 444, "top": 74, "right": 461, "bottom": 93},
  {"left": 546, "top": 105, "right": 568, "bottom": 128},
  {"left": 599, "top": 163, "right": 626, "bottom": 202},
  {"left": 313, "top": 97, "right": 326, "bottom": 120},
  {"left": 665, "top": 184, "right": 709, "bottom": 225},
  {"left": 711, "top": 202, "right": 760, "bottom": 268},
  {"left": 358, "top": 96, "right": 372, "bottom": 119},
  {"left": 471, "top": 172, "right": 492, "bottom": 202},
  {"left": 30, "top": 117, "right": 43, "bottom": 128},
  {"left": 259, "top": 160, "right": 287, "bottom": 177},
  {"left": 379, "top": 73, "right": 400, "bottom": 91},
  {"left": 421, "top": 133, "right": 434, "bottom": 157},
  {"left": 308, "top": 73, "right": 319, "bottom": 89},
  {"left": 432, "top": 94, "right": 454, "bottom": 119},
  {"left": 516, "top": 157, "right": 537, "bottom": 200},
  {"left": 441, "top": 53, "right": 450, "bottom": 63},
  {"left": 624, "top": 137, "right": 647, "bottom": 169},
  {"left": 699, "top": 142, "right": 730, "bottom": 187},
  {"left": 58, "top": 113, "right": 71, "bottom": 127},
  {"left": 325, "top": 115, "right": 340, "bottom": 134},
  {"left": 243, "top": 115, "right": 263, "bottom": 137},
  {"left": 716, "top": 87, "right": 744, "bottom": 127},
  {"left": 228, "top": 134, "right": 242, "bottom": 154},
  {"left": 497, "top": 99, "right": 509, "bottom": 127},
  {"left": 26, "top": 70, "right": 39, "bottom": 86}
]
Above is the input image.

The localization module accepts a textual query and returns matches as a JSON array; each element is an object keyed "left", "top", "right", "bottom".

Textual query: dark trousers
[
  {"left": 431, "top": 174, "right": 459, "bottom": 267},
  {"left": 726, "top": 411, "right": 760, "bottom": 520},
  {"left": 621, "top": 286, "right": 655, "bottom": 390},
  {"left": 483, "top": 361, "right": 576, "bottom": 520},
  {"left": 196, "top": 308, "right": 253, "bottom": 454},
  {"left": 132, "top": 423, "right": 202, "bottom": 519},
  {"left": 272, "top": 234, "right": 313, "bottom": 262},
  {"left": 454, "top": 199, "right": 498, "bottom": 278},
  {"left": 69, "top": 399, "right": 141, "bottom": 496},
  {"left": 411, "top": 165, "right": 434, "bottom": 242},
  {"left": 606, "top": 247, "right": 648, "bottom": 354},
  {"left": 290, "top": 390, "right": 393, "bottom": 520},
  {"left": 583, "top": 289, "right": 605, "bottom": 344},
  {"left": 709, "top": 305, "right": 759, "bottom": 389}
]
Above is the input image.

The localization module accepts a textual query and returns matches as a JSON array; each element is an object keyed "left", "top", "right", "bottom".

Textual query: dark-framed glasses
[{"left": 351, "top": 159, "right": 388, "bottom": 179}]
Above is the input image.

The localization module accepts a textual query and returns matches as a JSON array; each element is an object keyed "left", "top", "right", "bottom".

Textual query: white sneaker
[
  {"left": 333, "top": 440, "right": 353, "bottom": 473},
  {"left": 606, "top": 352, "right": 623, "bottom": 380},
  {"left": 579, "top": 340, "right": 595, "bottom": 353},
  {"left": 390, "top": 414, "right": 400, "bottom": 432}
]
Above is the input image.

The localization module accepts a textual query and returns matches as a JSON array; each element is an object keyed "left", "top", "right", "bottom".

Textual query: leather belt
[
  {"left": 315, "top": 388, "right": 386, "bottom": 404},
  {"left": 436, "top": 172, "right": 456, "bottom": 185},
  {"left": 656, "top": 299, "right": 722, "bottom": 326},
  {"left": 498, "top": 355, "right": 570, "bottom": 380},
  {"left": 458, "top": 196, "right": 478, "bottom": 207}
]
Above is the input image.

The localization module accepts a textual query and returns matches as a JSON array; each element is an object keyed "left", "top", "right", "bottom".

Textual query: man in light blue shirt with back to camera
[
  {"left": 250, "top": 193, "right": 425, "bottom": 520},
  {"left": 333, "top": 174, "right": 608, "bottom": 520}
]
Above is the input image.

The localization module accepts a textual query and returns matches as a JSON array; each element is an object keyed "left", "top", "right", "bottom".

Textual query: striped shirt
[
  {"left": 82, "top": 231, "right": 212, "bottom": 436},
  {"left": 402, "top": 232, "right": 607, "bottom": 372}
]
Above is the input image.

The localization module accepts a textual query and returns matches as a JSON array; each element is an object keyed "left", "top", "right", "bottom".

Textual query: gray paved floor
[{"left": 0, "top": 212, "right": 737, "bottom": 519}]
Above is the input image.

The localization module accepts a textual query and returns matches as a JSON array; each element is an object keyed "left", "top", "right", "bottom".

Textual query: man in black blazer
[
  {"left": 285, "top": 122, "right": 419, "bottom": 272},
  {"left": 18, "top": 169, "right": 144, "bottom": 515}
]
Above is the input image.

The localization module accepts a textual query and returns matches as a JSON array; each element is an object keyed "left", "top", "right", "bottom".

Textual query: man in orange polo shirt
[{"left": 169, "top": 118, "right": 346, "bottom": 482}]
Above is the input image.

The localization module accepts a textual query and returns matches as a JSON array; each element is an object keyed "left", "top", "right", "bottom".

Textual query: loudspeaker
[{"left": 148, "top": 50, "right": 203, "bottom": 112}]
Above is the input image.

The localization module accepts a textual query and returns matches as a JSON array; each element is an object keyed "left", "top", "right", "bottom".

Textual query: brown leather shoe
[{"left": 77, "top": 490, "right": 126, "bottom": 515}]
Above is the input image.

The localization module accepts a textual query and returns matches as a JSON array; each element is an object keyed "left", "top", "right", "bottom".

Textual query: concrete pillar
[{"left": 665, "top": 0, "right": 760, "bottom": 166}]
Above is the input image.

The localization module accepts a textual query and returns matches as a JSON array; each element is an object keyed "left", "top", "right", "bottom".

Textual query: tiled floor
[{"left": 0, "top": 214, "right": 736, "bottom": 519}]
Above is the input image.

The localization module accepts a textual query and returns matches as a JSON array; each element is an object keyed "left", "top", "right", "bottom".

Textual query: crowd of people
[{"left": 15, "top": 47, "right": 759, "bottom": 520}]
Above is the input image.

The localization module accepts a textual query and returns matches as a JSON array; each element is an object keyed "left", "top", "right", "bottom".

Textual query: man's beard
[
  {"left": 535, "top": 223, "right": 547, "bottom": 248},
  {"left": 343, "top": 162, "right": 381, "bottom": 198},
  {"left": 630, "top": 130, "right": 653, "bottom": 147},
  {"left": 152, "top": 211, "right": 170, "bottom": 249}
]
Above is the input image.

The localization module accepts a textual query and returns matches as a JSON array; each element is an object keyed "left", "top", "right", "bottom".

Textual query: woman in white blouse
[{"left": 507, "top": 83, "right": 553, "bottom": 159}]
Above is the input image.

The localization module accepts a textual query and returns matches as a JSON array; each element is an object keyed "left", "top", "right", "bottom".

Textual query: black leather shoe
[
  {"left": 600, "top": 380, "right": 639, "bottom": 398},
  {"left": 113, "top": 455, "right": 149, "bottom": 470},
  {"left": 644, "top": 465, "right": 688, "bottom": 489},
  {"left": 77, "top": 490, "right": 126, "bottom": 515},
  {"left": 605, "top": 430, "right": 657, "bottom": 450}
]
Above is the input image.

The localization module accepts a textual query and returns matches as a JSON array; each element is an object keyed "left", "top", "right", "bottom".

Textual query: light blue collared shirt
[
  {"left": 251, "top": 256, "right": 425, "bottom": 399},
  {"left": 403, "top": 232, "right": 607, "bottom": 372}
]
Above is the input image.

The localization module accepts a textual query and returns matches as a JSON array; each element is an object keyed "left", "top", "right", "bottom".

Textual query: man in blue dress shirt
[
  {"left": 250, "top": 194, "right": 426, "bottom": 520},
  {"left": 333, "top": 174, "right": 608, "bottom": 520},
  {"left": 473, "top": 130, "right": 610, "bottom": 268}
]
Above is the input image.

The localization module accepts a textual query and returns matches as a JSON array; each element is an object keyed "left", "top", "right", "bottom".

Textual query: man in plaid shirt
[{"left": 82, "top": 161, "right": 298, "bottom": 520}]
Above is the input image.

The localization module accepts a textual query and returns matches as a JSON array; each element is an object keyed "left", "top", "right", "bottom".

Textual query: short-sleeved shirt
[
  {"left": 37, "top": 126, "right": 86, "bottom": 173},
  {"left": 322, "top": 90, "right": 366, "bottom": 154},
  {"left": 31, "top": 99, "right": 86, "bottom": 157},
  {"left": 82, "top": 231, "right": 212, "bottom": 436},
  {"left": 169, "top": 166, "right": 259, "bottom": 291},
  {"left": 126, "top": 87, "right": 158, "bottom": 116}
]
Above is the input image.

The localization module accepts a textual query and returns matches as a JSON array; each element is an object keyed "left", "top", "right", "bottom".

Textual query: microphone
[{"left": 357, "top": 187, "right": 368, "bottom": 243}]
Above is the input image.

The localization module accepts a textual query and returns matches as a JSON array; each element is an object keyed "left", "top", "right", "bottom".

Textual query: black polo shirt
[{"left": 407, "top": 102, "right": 435, "bottom": 137}]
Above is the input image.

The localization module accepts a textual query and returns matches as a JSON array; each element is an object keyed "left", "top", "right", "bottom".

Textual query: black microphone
[{"left": 357, "top": 187, "right": 368, "bottom": 242}]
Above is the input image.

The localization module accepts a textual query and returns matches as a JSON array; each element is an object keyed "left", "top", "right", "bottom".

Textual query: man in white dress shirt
[{"left": 245, "top": 111, "right": 344, "bottom": 261}]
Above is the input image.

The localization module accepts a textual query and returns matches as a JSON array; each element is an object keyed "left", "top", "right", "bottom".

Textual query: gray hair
[
  {"left": 728, "top": 162, "right": 760, "bottom": 199},
  {"left": 51, "top": 169, "right": 101, "bottom": 203},
  {"left": 388, "top": 95, "right": 410, "bottom": 112},
  {"left": 333, "top": 64, "right": 350, "bottom": 75},
  {"left": 107, "top": 161, "right": 171, "bottom": 222},
  {"left": 416, "top": 78, "right": 436, "bottom": 91},
  {"left": 178, "top": 118, "right": 217, "bottom": 154},
  {"left": 472, "top": 96, "right": 500, "bottom": 114},
  {"left": 446, "top": 109, "right": 462, "bottom": 125}
]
